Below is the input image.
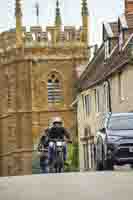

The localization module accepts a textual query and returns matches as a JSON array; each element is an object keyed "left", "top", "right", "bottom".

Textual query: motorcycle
[{"left": 49, "top": 139, "right": 66, "bottom": 173}]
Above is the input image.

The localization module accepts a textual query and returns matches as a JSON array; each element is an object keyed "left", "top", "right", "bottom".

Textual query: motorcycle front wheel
[{"left": 56, "top": 151, "right": 64, "bottom": 173}]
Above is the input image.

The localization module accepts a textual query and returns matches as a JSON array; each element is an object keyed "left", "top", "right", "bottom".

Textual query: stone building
[
  {"left": 0, "top": 0, "right": 89, "bottom": 176},
  {"left": 75, "top": 0, "right": 133, "bottom": 171}
]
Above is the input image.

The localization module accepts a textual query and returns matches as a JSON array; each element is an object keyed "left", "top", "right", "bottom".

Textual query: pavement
[
  {"left": 0, "top": 171, "right": 133, "bottom": 200},
  {"left": 114, "top": 164, "right": 131, "bottom": 171}
]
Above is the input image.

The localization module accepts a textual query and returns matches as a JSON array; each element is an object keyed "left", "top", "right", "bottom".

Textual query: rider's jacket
[{"left": 48, "top": 127, "right": 70, "bottom": 140}]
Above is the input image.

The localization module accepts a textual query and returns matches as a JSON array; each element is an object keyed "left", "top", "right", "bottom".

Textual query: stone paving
[{"left": 0, "top": 172, "right": 133, "bottom": 200}]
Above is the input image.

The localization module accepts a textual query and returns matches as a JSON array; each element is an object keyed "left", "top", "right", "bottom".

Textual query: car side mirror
[{"left": 100, "top": 128, "right": 106, "bottom": 133}]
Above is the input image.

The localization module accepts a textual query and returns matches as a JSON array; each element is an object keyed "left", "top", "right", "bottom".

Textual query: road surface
[{"left": 0, "top": 172, "right": 133, "bottom": 200}]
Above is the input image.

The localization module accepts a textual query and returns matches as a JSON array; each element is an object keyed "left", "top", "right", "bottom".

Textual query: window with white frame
[
  {"left": 105, "top": 39, "right": 110, "bottom": 60},
  {"left": 95, "top": 88, "right": 100, "bottom": 113},
  {"left": 84, "top": 94, "right": 91, "bottom": 116},
  {"left": 104, "top": 83, "right": 110, "bottom": 112},
  {"left": 118, "top": 71, "right": 125, "bottom": 102},
  {"left": 82, "top": 95, "right": 85, "bottom": 110},
  {"left": 81, "top": 95, "right": 86, "bottom": 120}
]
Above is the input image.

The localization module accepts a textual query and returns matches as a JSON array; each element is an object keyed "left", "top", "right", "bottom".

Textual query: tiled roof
[
  {"left": 79, "top": 44, "right": 104, "bottom": 82},
  {"left": 78, "top": 33, "right": 133, "bottom": 91},
  {"left": 78, "top": 13, "right": 133, "bottom": 91},
  {"left": 79, "top": 45, "right": 129, "bottom": 91}
]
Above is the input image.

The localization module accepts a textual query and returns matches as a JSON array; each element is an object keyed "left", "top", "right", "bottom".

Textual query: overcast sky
[{"left": 0, "top": 0, "right": 124, "bottom": 45}]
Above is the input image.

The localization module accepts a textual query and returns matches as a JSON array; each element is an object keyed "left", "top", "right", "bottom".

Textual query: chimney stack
[{"left": 125, "top": 0, "right": 133, "bottom": 14}]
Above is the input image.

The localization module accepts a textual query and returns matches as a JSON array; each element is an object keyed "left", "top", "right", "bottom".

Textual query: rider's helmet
[{"left": 52, "top": 117, "right": 63, "bottom": 126}]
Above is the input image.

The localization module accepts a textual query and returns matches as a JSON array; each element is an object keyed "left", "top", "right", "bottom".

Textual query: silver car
[{"left": 95, "top": 113, "right": 133, "bottom": 170}]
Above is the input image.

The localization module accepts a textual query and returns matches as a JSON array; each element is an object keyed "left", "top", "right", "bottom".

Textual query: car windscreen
[{"left": 108, "top": 115, "right": 133, "bottom": 130}]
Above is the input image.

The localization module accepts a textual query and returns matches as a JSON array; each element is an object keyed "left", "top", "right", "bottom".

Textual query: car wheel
[
  {"left": 130, "top": 164, "right": 133, "bottom": 169},
  {"left": 104, "top": 159, "right": 114, "bottom": 171},
  {"left": 96, "top": 159, "right": 104, "bottom": 171},
  {"left": 95, "top": 143, "right": 104, "bottom": 171}
]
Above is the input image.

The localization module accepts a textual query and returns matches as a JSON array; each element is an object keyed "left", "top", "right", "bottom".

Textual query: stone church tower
[{"left": 0, "top": 0, "right": 89, "bottom": 176}]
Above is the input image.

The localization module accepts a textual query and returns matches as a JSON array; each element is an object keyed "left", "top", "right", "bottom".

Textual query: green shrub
[{"left": 64, "top": 143, "right": 79, "bottom": 172}]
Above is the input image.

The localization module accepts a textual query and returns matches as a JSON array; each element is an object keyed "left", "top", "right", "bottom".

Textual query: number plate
[
  {"left": 56, "top": 141, "right": 62, "bottom": 147},
  {"left": 129, "top": 147, "right": 133, "bottom": 153}
]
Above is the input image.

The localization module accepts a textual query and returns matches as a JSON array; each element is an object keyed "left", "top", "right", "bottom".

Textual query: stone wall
[
  {"left": 30, "top": 46, "right": 89, "bottom": 142},
  {"left": 0, "top": 54, "right": 32, "bottom": 176}
]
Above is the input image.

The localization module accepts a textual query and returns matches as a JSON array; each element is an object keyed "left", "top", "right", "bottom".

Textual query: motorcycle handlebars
[{"left": 49, "top": 138, "right": 72, "bottom": 144}]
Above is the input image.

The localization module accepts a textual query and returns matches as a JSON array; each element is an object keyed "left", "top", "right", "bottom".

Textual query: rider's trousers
[{"left": 40, "top": 156, "right": 49, "bottom": 173}]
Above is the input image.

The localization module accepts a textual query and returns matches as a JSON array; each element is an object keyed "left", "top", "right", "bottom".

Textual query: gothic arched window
[{"left": 47, "top": 73, "right": 63, "bottom": 103}]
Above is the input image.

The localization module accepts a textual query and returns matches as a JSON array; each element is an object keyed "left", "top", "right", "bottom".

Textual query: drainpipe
[{"left": 105, "top": 79, "right": 112, "bottom": 113}]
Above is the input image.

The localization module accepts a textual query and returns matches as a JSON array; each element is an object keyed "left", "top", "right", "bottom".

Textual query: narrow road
[{"left": 0, "top": 172, "right": 133, "bottom": 200}]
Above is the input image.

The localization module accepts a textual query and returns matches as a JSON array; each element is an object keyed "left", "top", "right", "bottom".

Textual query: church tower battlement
[
  {"left": 0, "top": 26, "right": 84, "bottom": 49},
  {"left": 0, "top": 0, "right": 89, "bottom": 51}
]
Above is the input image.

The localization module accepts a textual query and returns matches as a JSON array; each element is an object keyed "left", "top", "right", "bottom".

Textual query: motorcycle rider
[{"left": 47, "top": 117, "right": 70, "bottom": 165}]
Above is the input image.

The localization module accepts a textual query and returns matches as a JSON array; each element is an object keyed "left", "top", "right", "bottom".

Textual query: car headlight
[{"left": 107, "top": 135, "right": 122, "bottom": 142}]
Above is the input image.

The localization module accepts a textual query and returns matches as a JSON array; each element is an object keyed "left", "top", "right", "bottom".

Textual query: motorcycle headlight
[
  {"left": 56, "top": 141, "right": 63, "bottom": 147},
  {"left": 107, "top": 135, "right": 122, "bottom": 142}
]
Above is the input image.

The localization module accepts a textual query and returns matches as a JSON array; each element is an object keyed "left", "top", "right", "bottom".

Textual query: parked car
[{"left": 95, "top": 113, "right": 133, "bottom": 170}]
